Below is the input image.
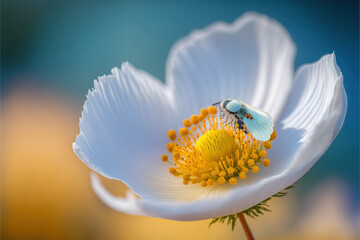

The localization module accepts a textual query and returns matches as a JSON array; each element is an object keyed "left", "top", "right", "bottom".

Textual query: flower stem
[{"left": 238, "top": 212, "right": 254, "bottom": 240}]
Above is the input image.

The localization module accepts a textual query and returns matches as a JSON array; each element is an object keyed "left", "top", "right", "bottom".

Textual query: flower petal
[
  {"left": 272, "top": 53, "right": 347, "bottom": 178},
  {"left": 167, "top": 12, "right": 296, "bottom": 122},
  {"left": 73, "top": 62, "right": 182, "bottom": 199},
  {"left": 91, "top": 53, "right": 346, "bottom": 221},
  {"left": 91, "top": 173, "right": 144, "bottom": 216}
]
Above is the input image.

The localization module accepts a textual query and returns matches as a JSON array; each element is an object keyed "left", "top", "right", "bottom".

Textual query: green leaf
[{"left": 208, "top": 185, "right": 294, "bottom": 231}]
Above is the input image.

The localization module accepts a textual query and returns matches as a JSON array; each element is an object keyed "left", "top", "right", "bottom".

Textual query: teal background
[{"left": 2, "top": 0, "right": 359, "bottom": 223}]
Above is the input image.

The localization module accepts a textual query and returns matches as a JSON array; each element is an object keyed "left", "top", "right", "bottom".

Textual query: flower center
[
  {"left": 162, "top": 106, "right": 276, "bottom": 187},
  {"left": 196, "top": 130, "right": 236, "bottom": 163}
]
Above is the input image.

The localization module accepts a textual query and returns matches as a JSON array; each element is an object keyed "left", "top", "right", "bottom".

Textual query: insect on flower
[{"left": 214, "top": 99, "right": 274, "bottom": 141}]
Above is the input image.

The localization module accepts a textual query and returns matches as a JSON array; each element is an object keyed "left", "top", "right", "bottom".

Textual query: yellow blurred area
[{"left": 1, "top": 85, "right": 356, "bottom": 240}]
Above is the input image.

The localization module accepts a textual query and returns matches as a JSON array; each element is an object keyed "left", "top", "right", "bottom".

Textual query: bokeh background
[{"left": 2, "top": 0, "right": 359, "bottom": 239}]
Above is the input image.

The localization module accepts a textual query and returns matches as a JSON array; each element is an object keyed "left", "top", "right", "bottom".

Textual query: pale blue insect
[{"left": 213, "top": 99, "right": 274, "bottom": 141}]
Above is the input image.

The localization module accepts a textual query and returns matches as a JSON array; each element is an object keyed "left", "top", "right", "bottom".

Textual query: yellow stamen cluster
[{"left": 162, "top": 106, "right": 276, "bottom": 187}]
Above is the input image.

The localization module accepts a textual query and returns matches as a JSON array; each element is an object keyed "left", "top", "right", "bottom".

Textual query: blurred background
[{"left": 1, "top": 0, "right": 359, "bottom": 239}]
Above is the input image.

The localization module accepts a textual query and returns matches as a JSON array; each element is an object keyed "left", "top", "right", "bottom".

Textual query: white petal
[
  {"left": 167, "top": 12, "right": 296, "bottom": 122},
  {"left": 272, "top": 53, "right": 347, "bottom": 177},
  {"left": 90, "top": 173, "right": 144, "bottom": 216},
  {"left": 91, "top": 53, "right": 346, "bottom": 221},
  {"left": 73, "top": 62, "right": 181, "bottom": 199}
]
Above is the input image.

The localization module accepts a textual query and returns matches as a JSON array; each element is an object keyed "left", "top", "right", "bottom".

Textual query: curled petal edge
[{"left": 90, "top": 173, "right": 144, "bottom": 216}]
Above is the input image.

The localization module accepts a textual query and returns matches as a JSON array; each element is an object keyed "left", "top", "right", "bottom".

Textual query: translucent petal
[
  {"left": 74, "top": 62, "right": 182, "bottom": 199},
  {"left": 167, "top": 12, "right": 296, "bottom": 122}
]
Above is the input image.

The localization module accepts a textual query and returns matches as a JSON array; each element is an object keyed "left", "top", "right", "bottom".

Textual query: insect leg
[{"left": 212, "top": 101, "right": 221, "bottom": 106}]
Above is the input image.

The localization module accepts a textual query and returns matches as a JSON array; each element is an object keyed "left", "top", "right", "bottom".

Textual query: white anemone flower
[{"left": 73, "top": 12, "right": 347, "bottom": 221}]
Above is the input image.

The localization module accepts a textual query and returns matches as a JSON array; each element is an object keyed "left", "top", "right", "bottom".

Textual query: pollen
[
  {"left": 239, "top": 172, "right": 246, "bottom": 180},
  {"left": 247, "top": 159, "right": 255, "bottom": 166},
  {"left": 270, "top": 129, "right": 277, "bottom": 141},
  {"left": 263, "top": 159, "right": 270, "bottom": 167},
  {"left": 207, "top": 106, "right": 218, "bottom": 114},
  {"left": 169, "top": 167, "right": 176, "bottom": 175},
  {"left": 252, "top": 166, "right": 259, "bottom": 173},
  {"left": 161, "top": 155, "right": 168, "bottom": 162},
  {"left": 259, "top": 150, "right": 267, "bottom": 158},
  {"left": 168, "top": 130, "right": 177, "bottom": 141},
  {"left": 163, "top": 106, "right": 275, "bottom": 187},
  {"left": 250, "top": 153, "right": 258, "bottom": 160},
  {"left": 190, "top": 115, "right": 200, "bottom": 124},
  {"left": 179, "top": 128, "right": 189, "bottom": 137},
  {"left": 183, "top": 119, "right": 192, "bottom": 128},
  {"left": 200, "top": 180, "right": 207, "bottom": 187},
  {"left": 200, "top": 108, "right": 208, "bottom": 120},
  {"left": 166, "top": 142, "right": 174, "bottom": 152},
  {"left": 218, "top": 177, "right": 226, "bottom": 184},
  {"left": 229, "top": 177, "right": 237, "bottom": 185},
  {"left": 264, "top": 141, "right": 271, "bottom": 149}
]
